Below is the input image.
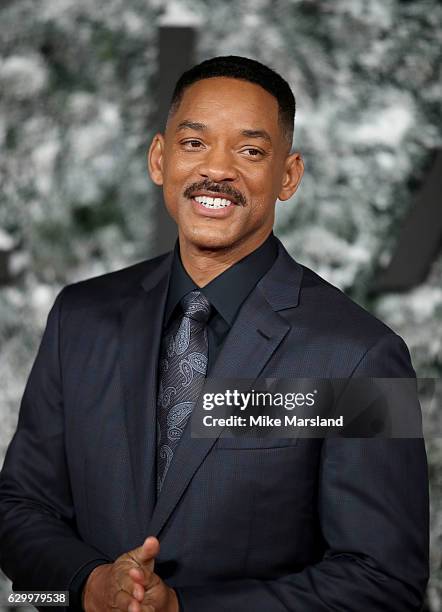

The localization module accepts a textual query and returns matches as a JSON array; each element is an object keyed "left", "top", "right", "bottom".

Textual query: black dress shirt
[
  {"left": 70, "top": 232, "right": 278, "bottom": 609},
  {"left": 163, "top": 231, "right": 279, "bottom": 372}
]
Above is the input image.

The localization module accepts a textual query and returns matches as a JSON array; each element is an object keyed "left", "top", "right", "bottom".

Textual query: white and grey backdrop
[{"left": 0, "top": 1, "right": 441, "bottom": 610}]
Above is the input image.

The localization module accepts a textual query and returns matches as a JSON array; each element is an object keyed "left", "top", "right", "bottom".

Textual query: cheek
[
  {"left": 161, "top": 183, "right": 180, "bottom": 221},
  {"left": 245, "top": 165, "right": 276, "bottom": 194},
  {"left": 165, "top": 151, "right": 196, "bottom": 177},
  {"left": 245, "top": 176, "right": 276, "bottom": 212},
  {"left": 162, "top": 160, "right": 189, "bottom": 200}
]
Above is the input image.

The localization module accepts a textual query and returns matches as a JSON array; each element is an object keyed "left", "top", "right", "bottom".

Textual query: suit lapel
[
  {"left": 147, "top": 242, "right": 302, "bottom": 537},
  {"left": 119, "top": 252, "right": 173, "bottom": 537}
]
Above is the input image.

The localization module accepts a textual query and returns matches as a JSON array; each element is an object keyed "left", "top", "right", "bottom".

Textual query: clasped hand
[{"left": 83, "top": 536, "right": 179, "bottom": 612}]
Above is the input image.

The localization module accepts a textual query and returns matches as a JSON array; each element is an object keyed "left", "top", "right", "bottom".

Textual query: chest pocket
[{"left": 215, "top": 436, "right": 299, "bottom": 449}]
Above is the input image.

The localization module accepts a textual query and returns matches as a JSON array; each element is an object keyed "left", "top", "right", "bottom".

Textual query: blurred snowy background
[{"left": 0, "top": 0, "right": 441, "bottom": 610}]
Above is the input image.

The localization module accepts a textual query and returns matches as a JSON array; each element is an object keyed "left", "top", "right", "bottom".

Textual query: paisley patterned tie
[{"left": 156, "top": 290, "right": 211, "bottom": 494}]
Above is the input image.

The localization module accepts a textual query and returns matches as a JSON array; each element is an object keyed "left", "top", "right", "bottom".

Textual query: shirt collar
[{"left": 164, "top": 232, "right": 278, "bottom": 328}]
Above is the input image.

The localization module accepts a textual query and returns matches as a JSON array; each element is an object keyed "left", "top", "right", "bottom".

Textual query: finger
[
  {"left": 143, "top": 572, "right": 162, "bottom": 594},
  {"left": 127, "top": 536, "right": 160, "bottom": 568},
  {"left": 113, "top": 587, "right": 140, "bottom": 612},
  {"left": 131, "top": 580, "right": 145, "bottom": 603},
  {"left": 126, "top": 567, "right": 158, "bottom": 597},
  {"left": 112, "top": 571, "right": 145, "bottom": 605},
  {"left": 116, "top": 571, "right": 141, "bottom": 592},
  {"left": 139, "top": 604, "right": 155, "bottom": 612},
  {"left": 128, "top": 566, "right": 146, "bottom": 585},
  {"left": 129, "top": 566, "right": 159, "bottom": 593}
]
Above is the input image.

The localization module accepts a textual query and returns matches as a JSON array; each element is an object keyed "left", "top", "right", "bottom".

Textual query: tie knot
[{"left": 180, "top": 290, "right": 211, "bottom": 323}]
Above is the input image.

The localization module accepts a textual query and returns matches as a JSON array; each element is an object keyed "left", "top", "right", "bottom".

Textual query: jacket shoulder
[
  {"left": 287, "top": 264, "right": 415, "bottom": 375},
  {"left": 298, "top": 263, "right": 398, "bottom": 343},
  {"left": 59, "top": 251, "right": 170, "bottom": 310}
]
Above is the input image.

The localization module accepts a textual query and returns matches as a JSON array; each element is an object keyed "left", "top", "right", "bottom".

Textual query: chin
[{"left": 184, "top": 226, "right": 238, "bottom": 251}]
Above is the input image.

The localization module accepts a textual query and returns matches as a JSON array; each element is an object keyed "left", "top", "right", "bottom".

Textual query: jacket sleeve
[
  {"left": 175, "top": 334, "right": 430, "bottom": 611},
  {"left": 0, "top": 290, "right": 112, "bottom": 610}
]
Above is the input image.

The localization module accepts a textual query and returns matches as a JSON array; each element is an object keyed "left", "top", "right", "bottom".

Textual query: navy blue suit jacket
[{"left": 0, "top": 237, "right": 429, "bottom": 610}]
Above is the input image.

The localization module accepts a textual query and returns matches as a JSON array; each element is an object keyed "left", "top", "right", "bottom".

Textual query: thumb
[{"left": 128, "top": 536, "right": 160, "bottom": 568}]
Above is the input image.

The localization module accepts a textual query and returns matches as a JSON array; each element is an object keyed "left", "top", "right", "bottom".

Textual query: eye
[
  {"left": 242, "top": 147, "right": 264, "bottom": 157},
  {"left": 182, "top": 139, "right": 204, "bottom": 150}
]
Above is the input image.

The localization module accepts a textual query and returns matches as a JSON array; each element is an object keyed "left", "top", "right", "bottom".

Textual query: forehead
[{"left": 170, "top": 77, "right": 280, "bottom": 133}]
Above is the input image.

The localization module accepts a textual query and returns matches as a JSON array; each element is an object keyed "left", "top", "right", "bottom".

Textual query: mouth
[
  {"left": 188, "top": 192, "right": 239, "bottom": 218},
  {"left": 191, "top": 193, "right": 238, "bottom": 209},
  {"left": 183, "top": 180, "right": 246, "bottom": 210}
]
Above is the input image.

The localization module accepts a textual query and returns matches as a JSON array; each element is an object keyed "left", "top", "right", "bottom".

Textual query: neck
[{"left": 178, "top": 231, "right": 272, "bottom": 287}]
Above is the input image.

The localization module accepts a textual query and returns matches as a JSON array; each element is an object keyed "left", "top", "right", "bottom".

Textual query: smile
[{"left": 194, "top": 196, "right": 233, "bottom": 209}]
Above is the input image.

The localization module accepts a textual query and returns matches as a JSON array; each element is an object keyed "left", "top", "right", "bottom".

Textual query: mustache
[{"left": 183, "top": 179, "right": 246, "bottom": 206}]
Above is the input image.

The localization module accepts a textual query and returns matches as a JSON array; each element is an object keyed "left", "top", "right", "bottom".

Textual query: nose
[{"left": 197, "top": 144, "right": 238, "bottom": 182}]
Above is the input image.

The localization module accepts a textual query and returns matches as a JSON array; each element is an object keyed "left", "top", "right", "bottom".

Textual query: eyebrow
[
  {"left": 240, "top": 129, "right": 271, "bottom": 143},
  {"left": 176, "top": 120, "right": 207, "bottom": 132},
  {"left": 176, "top": 120, "right": 272, "bottom": 143}
]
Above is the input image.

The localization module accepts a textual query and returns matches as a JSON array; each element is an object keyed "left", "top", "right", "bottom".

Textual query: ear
[
  {"left": 147, "top": 133, "right": 165, "bottom": 186},
  {"left": 278, "top": 152, "right": 304, "bottom": 201}
]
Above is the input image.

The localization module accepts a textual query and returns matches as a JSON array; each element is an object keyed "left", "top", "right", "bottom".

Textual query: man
[{"left": 0, "top": 56, "right": 429, "bottom": 611}]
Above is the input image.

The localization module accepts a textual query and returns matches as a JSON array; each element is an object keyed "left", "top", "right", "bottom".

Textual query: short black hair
[{"left": 168, "top": 55, "right": 296, "bottom": 148}]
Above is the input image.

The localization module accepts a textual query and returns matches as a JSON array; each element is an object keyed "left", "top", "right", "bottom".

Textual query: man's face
[{"left": 148, "top": 77, "right": 303, "bottom": 254}]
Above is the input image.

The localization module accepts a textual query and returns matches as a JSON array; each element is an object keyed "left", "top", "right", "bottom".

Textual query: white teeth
[{"left": 194, "top": 196, "right": 232, "bottom": 209}]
